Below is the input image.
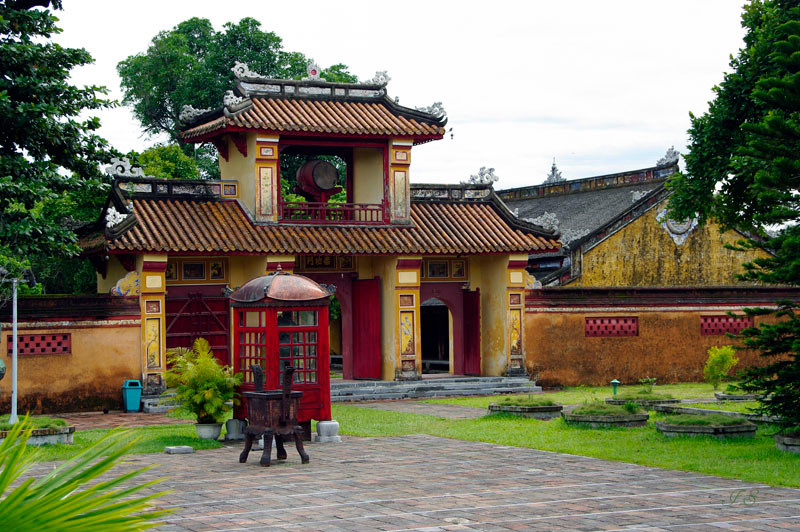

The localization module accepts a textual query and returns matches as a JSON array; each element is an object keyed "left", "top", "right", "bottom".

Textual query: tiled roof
[
  {"left": 182, "top": 97, "right": 445, "bottom": 141},
  {"left": 105, "top": 199, "right": 559, "bottom": 256}
]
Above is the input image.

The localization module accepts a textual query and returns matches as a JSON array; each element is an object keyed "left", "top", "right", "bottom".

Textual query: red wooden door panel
[
  {"left": 352, "top": 278, "right": 381, "bottom": 379},
  {"left": 463, "top": 289, "right": 481, "bottom": 375},
  {"left": 165, "top": 292, "right": 230, "bottom": 366}
]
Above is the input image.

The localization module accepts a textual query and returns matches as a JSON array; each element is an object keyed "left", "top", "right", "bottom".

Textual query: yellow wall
[
  {"left": 218, "top": 133, "right": 258, "bottom": 217},
  {"left": 96, "top": 256, "right": 129, "bottom": 293},
  {"left": 572, "top": 201, "right": 769, "bottom": 286},
  {"left": 1, "top": 322, "right": 141, "bottom": 413},
  {"left": 468, "top": 254, "right": 510, "bottom": 376},
  {"left": 353, "top": 147, "right": 384, "bottom": 205},
  {"left": 525, "top": 309, "right": 768, "bottom": 387},
  {"left": 229, "top": 255, "right": 269, "bottom": 287}
]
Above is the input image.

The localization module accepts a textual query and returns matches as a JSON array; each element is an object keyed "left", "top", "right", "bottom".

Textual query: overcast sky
[{"left": 54, "top": 1, "right": 746, "bottom": 189}]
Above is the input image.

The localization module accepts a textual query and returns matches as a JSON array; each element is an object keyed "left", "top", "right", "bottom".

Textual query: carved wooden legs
[
  {"left": 239, "top": 430, "right": 256, "bottom": 464},
  {"left": 275, "top": 434, "right": 287, "bottom": 460},
  {"left": 294, "top": 425, "right": 310, "bottom": 464},
  {"left": 260, "top": 429, "right": 274, "bottom": 467}
]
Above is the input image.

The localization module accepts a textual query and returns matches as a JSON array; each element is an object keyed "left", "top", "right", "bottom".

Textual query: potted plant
[{"left": 165, "top": 338, "right": 243, "bottom": 440}]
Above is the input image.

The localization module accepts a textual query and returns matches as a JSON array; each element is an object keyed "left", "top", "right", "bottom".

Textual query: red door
[
  {"left": 165, "top": 289, "right": 230, "bottom": 366},
  {"left": 463, "top": 289, "right": 481, "bottom": 375},
  {"left": 352, "top": 278, "right": 381, "bottom": 379}
]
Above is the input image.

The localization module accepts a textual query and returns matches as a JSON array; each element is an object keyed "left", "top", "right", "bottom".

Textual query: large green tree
[
  {"left": 0, "top": 0, "right": 112, "bottom": 297},
  {"left": 117, "top": 17, "right": 357, "bottom": 178},
  {"left": 667, "top": 0, "right": 800, "bottom": 432}
]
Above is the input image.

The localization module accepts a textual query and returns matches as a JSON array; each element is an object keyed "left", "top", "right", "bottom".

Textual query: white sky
[{"left": 54, "top": 0, "right": 746, "bottom": 189}]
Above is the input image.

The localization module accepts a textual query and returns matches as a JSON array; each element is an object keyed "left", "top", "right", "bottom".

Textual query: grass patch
[
  {"left": 687, "top": 401, "right": 760, "bottom": 413},
  {"left": 572, "top": 401, "right": 643, "bottom": 416},
  {"left": 425, "top": 382, "right": 716, "bottom": 409},
  {"left": 27, "top": 424, "right": 223, "bottom": 462},
  {"left": 332, "top": 404, "right": 800, "bottom": 488},
  {"left": 661, "top": 414, "right": 754, "bottom": 426},
  {"left": 614, "top": 390, "right": 674, "bottom": 401},
  {"left": 497, "top": 397, "right": 557, "bottom": 407},
  {"left": 0, "top": 415, "right": 67, "bottom": 431}
]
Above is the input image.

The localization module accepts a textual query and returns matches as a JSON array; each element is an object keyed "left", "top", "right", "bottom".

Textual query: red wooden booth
[{"left": 230, "top": 272, "right": 331, "bottom": 430}]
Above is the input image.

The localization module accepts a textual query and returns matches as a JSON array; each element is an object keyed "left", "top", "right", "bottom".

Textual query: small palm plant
[
  {"left": 165, "top": 338, "right": 242, "bottom": 424},
  {"left": 0, "top": 417, "right": 169, "bottom": 531}
]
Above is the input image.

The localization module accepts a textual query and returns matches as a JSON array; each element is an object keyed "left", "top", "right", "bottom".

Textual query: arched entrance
[
  {"left": 419, "top": 283, "right": 480, "bottom": 376},
  {"left": 420, "top": 298, "right": 452, "bottom": 374}
]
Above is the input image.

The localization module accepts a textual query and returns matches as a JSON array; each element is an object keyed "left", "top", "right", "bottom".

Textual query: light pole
[{"left": 0, "top": 266, "right": 36, "bottom": 424}]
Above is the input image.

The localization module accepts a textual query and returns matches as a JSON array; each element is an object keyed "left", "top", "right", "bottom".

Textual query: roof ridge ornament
[
  {"left": 657, "top": 146, "right": 680, "bottom": 167},
  {"left": 302, "top": 61, "right": 326, "bottom": 82},
  {"left": 180, "top": 104, "right": 213, "bottom": 124},
  {"left": 105, "top": 157, "right": 144, "bottom": 178},
  {"left": 223, "top": 90, "right": 245, "bottom": 107},
  {"left": 544, "top": 158, "right": 565, "bottom": 184},
  {"left": 368, "top": 70, "right": 391, "bottom": 87},
  {"left": 231, "top": 61, "right": 264, "bottom": 80},
  {"left": 416, "top": 101, "right": 446, "bottom": 119},
  {"left": 462, "top": 166, "right": 499, "bottom": 186}
]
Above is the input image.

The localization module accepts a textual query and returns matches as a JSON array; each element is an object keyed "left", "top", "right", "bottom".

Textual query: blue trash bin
[{"left": 122, "top": 380, "right": 142, "bottom": 412}]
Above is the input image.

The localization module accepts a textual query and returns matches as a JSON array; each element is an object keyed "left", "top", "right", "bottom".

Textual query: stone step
[
  {"left": 330, "top": 376, "right": 530, "bottom": 390},
  {"left": 332, "top": 382, "right": 540, "bottom": 402}
]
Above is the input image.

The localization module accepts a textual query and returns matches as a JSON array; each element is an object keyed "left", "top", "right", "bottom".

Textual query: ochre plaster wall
[
  {"left": 469, "top": 255, "right": 509, "bottom": 376},
  {"left": 229, "top": 255, "right": 268, "bottom": 287},
  {"left": 353, "top": 147, "right": 384, "bottom": 205},
  {"left": 219, "top": 133, "right": 258, "bottom": 216},
  {"left": 571, "top": 202, "right": 768, "bottom": 287},
  {"left": 1, "top": 323, "right": 141, "bottom": 413},
  {"left": 96, "top": 256, "right": 129, "bottom": 293},
  {"left": 524, "top": 310, "right": 766, "bottom": 387}
]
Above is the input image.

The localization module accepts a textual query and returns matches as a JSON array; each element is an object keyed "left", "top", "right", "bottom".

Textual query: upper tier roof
[{"left": 180, "top": 63, "right": 447, "bottom": 143}]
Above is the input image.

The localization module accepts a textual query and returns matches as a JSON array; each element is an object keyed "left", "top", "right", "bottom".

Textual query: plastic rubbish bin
[{"left": 122, "top": 379, "right": 142, "bottom": 413}]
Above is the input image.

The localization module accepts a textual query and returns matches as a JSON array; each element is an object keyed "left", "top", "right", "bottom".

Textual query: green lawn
[
  {"left": 27, "top": 424, "right": 223, "bottom": 462},
  {"left": 331, "top": 404, "right": 800, "bottom": 488},
  {"left": 425, "top": 382, "right": 718, "bottom": 408},
  {"left": 1, "top": 415, "right": 67, "bottom": 431}
]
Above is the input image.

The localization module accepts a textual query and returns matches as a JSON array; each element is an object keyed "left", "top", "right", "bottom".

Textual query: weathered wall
[
  {"left": 353, "top": 147, "right": 384, "bottom": 205},
  {"left": 469, "top": 254, "right": 510, "bottom": 376},
  {"left": 524, "top": 287, "right": 795, "bottom": 387},
  {"left": 0, "top": 296, "right": 141, "bottom": 413},
  {"left": 571, "top": 201, "right": 768, "bottom": 286}
]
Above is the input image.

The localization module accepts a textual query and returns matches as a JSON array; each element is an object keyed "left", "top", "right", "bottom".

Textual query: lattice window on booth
[
  {"left": 701, "top": 315, "right": 754, "bottom": 336},
  {"left": 585, "top": 317, "right": 638, "bottom": 337},
  {"left": 7, "top": 334, "right": 71, "bottom": 355}
]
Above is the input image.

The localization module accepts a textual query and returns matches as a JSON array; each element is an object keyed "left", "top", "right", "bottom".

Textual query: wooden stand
[{"left": 239, "top": 366, "right": 309, "bottom": 467}]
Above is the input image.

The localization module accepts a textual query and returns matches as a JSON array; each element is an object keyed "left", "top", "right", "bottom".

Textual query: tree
[
  {"left": 0, "top": 0, "right": 112, "bottom": 298},
  {"left": 117, "top": 17, "right": 358, "bottom": 178},
  {"left": 136, "top": 144, "right": 200, "bottom": 180},
  {"left": 667, "top": 0, "right": 800, "bottom": 432}
]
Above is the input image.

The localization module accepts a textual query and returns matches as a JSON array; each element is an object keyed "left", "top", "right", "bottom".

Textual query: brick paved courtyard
[{"left": 28, "top": 434, "right": 800, "bottom": 531}]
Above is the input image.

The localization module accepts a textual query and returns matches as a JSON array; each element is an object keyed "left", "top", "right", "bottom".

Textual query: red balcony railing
[{"left": 279, "top": 201, "right": 384, "bottom": 224}]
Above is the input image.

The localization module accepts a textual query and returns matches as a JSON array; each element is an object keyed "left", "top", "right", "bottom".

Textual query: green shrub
[
  {"left": 499, "top": 397, "right": 556, "bottom": 407},
  {"left": 638, "top": 377, "right": 657, "bottom": 393},
  {"left": 704, "top": 346, "right": 739, "bottom": 390},
  {"left": 661, "top": 414, "right": 753, "bottom": 427},
  {"left": 0, "top": 415, "right": 66, "bottom": 431},
  {"left": 165, "top": 338, "right": 243, "bottom": 424},
  {"left": 0, "top": 417, "right": 169, "bottom": 530},
  {"left": 572, "top": 401, "right": 643, "bottom": 416}
]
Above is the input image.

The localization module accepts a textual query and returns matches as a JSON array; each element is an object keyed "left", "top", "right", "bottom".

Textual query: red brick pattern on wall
[
  {"left": 7, "top": 334, "right": 71, "bottom": 355},
  {"left": 585, "top": 317, "right": 638, "bottom": 337},
  {"left": 700, "top": 315, "right": 753, "bottom": 336}
]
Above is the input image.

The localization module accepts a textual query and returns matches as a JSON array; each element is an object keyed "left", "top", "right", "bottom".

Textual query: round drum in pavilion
[{"left": 229, "top": 271, "right": 332, "bottom": 425}]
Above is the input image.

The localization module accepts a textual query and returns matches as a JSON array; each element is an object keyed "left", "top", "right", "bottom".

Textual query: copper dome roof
[{"left": 230, "top": 272, "right": 329, "bottom": 303}]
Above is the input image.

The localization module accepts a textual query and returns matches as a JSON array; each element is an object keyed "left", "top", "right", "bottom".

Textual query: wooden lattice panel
[
  {"left": 701, "top": 315, "right": 753, "bottom": 336},
  {"left": 7, "top": 334, "right": 71, "bottom": 355},
  {"left": 585, "top": 317, "right": 638, "bottom": 337}
]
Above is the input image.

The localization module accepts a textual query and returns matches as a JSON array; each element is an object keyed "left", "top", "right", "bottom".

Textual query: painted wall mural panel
[
  {"left": 400, "top": 310, "right": 415, "bottom": 356},
  {"left": 259, "top": 166, "right": 274, "bottom": 216},
  {"left": 509, "top": 308, "right": 522, "bottom": 356},
  {"left": 145, "top": 317, "right": 162, "bottom": 369}
]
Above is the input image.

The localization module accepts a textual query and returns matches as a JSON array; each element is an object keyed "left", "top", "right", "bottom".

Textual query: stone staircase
[
  {"left": 141, "top": 391, "right": 177, "bottom": 414},
  {"left": 331, "top": 376, "right": 539, "bottom": 402}
]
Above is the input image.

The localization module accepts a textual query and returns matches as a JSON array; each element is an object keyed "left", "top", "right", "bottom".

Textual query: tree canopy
[
  {"left": 0, "top": 0, "right": 112, "bottom": 287},
  {"left": 667, "top": 0, "right": 800, "bottom": 432},
  {"left": 117, "top": 17, "right": 358, "bottom": 178}
]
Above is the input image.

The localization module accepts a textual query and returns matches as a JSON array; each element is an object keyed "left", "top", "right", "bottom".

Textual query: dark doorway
[{"left": 420, "top": 298, "right": 451, "bottom": 374}]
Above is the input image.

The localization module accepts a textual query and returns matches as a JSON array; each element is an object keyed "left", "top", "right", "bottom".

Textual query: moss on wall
[{"left": 571, "top": 201, "right": 768, "bottom": 287}]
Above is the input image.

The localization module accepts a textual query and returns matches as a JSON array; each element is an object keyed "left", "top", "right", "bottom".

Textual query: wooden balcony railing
[{"left": 279, "top": 201, "right": 384, "bottom": 224}]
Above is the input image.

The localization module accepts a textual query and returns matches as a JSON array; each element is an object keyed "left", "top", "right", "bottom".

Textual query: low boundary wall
[{"left": 524, "top": 287, "right": 799, "bottom": 387}]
